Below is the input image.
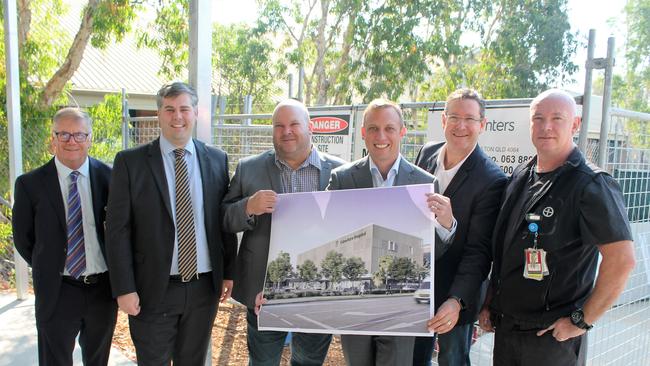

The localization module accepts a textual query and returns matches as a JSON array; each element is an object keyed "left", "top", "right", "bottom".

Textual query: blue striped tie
[{"left": 65, "top": 171, "right": 86, "bottom": 278}]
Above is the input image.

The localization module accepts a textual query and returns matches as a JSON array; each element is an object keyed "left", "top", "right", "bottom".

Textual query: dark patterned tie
[
  {"left": 65, "top": 171, "right": 86, "bottom": 278},
  {"left": 174, "top": 148, "right": 198, "bottom": 281}
]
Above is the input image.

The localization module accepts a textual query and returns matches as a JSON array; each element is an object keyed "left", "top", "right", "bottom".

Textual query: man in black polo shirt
[{"left": 480, "top": 89, "right": 635, "bottom": 365}]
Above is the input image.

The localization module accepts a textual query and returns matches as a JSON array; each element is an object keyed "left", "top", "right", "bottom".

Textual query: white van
[{"left": 413, "top": 278, "right": 431, "bottom": 304}]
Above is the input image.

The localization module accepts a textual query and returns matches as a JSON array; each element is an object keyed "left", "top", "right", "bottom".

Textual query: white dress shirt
[{"left": 55, "top": 157, "right": 107, "bottom": 275}]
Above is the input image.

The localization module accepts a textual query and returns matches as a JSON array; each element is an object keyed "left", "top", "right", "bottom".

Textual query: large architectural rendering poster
[{"left": 258, "top": 184, "right": 436, "bottom": 337}]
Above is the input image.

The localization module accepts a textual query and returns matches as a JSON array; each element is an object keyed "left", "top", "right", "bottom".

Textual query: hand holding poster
[{"left": 258, "top": 184, "right": 436, "bottom": 337}]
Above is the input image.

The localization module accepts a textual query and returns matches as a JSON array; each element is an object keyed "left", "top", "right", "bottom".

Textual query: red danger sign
[{"left": 310, "top": 117, "right": 349, "bottom": 133}]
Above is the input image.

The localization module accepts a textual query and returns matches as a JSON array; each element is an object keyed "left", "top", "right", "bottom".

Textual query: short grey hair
[
  {"left": 52, "top": 107, "right": 92, "bottom": 133},
  {"left": 156, "top": 82, "right": 198, "bottom": 109}
]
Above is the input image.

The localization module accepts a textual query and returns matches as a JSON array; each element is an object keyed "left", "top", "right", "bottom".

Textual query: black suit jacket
[
  {"left": 12, "top": 157, "right": 112, "bottom": 322},
  {"left": 105, "top": 138, "right": 237, "bottom": 310},
  {"left": 415, "top": 142, "right": 506, "bottom": 325}
]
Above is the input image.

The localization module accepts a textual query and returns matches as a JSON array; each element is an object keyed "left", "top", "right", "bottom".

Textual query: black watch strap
[{"left": 570, "top": 309, "right": 593, "bottom": 330}]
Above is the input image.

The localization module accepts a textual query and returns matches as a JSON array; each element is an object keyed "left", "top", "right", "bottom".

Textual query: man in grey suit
[
  {"left": 328, "top": 99, "right": 455, "bottom": 366},
  {"left": 223, "top": 99, "right": 346, "bottom": 365}
]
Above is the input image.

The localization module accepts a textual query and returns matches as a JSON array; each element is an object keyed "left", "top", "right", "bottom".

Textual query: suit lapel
[
  {"left": 319, "top": 155, "right": 333, "bottom": 190},
  {"left": 443, "top": 146, "right": 480, "bottom": 197},
  {"left": 351, "top": 158, "right": 373, "bottom": 188},
  {"left": 395, "top": 158, "right": 415, "bottom": 186},
  {"left": 147, "top": 139, "right": 173, "bottom": 219},
  {"left": 265, "top": 151, "right": 283, "bottom": 192},
  {"left": 42, "top": 159, "right": 67, "bottom": 232},
  {"left": 195, "top": 140, "right": 214, "bottom": 225},
  {"left": 88, "top": 158, "right": 104, "bottom": 238}
]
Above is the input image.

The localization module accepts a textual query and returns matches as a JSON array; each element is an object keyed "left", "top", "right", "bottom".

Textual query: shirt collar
[
  {"left": 369, "top": 154, "right": 402, "bottom": 177},
  {"left": 160, "top": 135, "right": 195, "bottom": 157},
  {"left": 275, "top": 146, "right": 322, "bottom": 171},
  {"left": 54, "top": 156, "right": 89, "bottom": 179},
  {"left": 436, "top": 143, "right": 476, "bottom": 172}
]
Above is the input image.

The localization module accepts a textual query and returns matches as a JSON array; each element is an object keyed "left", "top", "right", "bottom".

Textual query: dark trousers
[
  {"left": 36, "top": 273, "right": 117, "bottom": 366},
  {"left": 129, "top": 273, "right": 219, "bottom": 366},
  {"left": 494, "top": 327, "right": 586, "bottom": 366},
  {"left": 246, "top": 309, "right": 332, "bottom": 366},
  {"left": 413, "top": 323, "right": 473, "bottom": 366},
  {"left": 340, "top": 334, "right": 415, "bottom": 366}
]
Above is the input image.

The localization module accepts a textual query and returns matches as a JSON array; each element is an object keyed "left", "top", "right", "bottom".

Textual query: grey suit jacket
[
  {"left": 222, "top": 149, "right": 346, "bottom": 309},
  {"left": 327, "top": 156, "right": 434, "bottom": 190}
]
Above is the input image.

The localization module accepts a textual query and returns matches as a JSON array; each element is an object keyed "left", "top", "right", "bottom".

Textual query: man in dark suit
[
  {"left": 223, "top": 99, "right": 345, "bottom": 365},
  {"left": 13, "top": 107, "right": 116, "bottom": 366},
  {"left": 412, "top": 89, "right": 507, "bottom": 366},
  {"left": 328, "top": 99, "right": 452, "bottom": 366},
  {"left": 105, "top": 82, "right": 237, "bottom": 365}
]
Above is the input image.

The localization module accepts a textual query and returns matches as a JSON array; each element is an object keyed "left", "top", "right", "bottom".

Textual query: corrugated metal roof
[{"left": 60, "top": 0, "right": 223, "bottom": 96}]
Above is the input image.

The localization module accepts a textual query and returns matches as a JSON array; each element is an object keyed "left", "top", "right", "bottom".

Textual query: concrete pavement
[{"left": 0, "top": 292, "right": 134, "bottom": 366}]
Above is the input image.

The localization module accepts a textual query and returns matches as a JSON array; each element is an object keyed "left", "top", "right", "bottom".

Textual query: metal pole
[
  {"left": 597, "top": 36, "right": 615, "bottom": 169},
  {"left": 188, "top": 0, "right": 213, "bottom": 144},
  {"left": 298, "top": 67, "right": 304, "bottom": 102},
  {"left": 578, "top": 29, "right": 596, "bottom": 154},
  {"left": 288, "top": 74, "right": 294, "bottom": 98},
  {"left": 4, "top": 0, "right": 28, "bottom": 300},
  {"left": 121, "top": 88, "right": 129, "bottom": 150}
]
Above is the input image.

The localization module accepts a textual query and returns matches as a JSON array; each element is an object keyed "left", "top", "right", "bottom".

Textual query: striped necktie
[
  {"left": 174, "top": 148, "right": 198, "bottom": 281},
  {"left": 65, "top": 171, "right": 86, "bottom": 278}
]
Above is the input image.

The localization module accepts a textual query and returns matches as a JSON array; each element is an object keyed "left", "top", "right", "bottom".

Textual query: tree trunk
[
  {"left": 17, "top": 0, "right": 32, "bottom": 73},
  {"left": 313, "top": 0, "right": 330, "bottom": 105},
  {"left": 40, "top": 0, "right": 99, "bottom": 107}
]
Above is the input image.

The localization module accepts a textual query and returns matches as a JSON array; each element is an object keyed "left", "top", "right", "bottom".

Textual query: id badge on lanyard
[{"left": 523, "top": 213, "right": 549, "bottom": 281}]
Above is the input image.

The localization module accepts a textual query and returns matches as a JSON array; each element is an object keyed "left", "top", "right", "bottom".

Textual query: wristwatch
[{"left": 570, "top": 309, "right": 593, "bottom": 330}]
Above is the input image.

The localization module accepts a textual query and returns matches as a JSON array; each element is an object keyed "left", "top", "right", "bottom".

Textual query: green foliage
[
  {"left": 87, "top": 94, "right": 123, "bottom": 163},
  {"left": 297, "top": 259, "right": 319, "bottom": 282},
  {"left": 213, "top": 23, "right": 285, "bottom": 113},
  {"left": 388, "top": 257, "right": 415, "bottom": 283},
  {"left": 267, "top": 251, "right": 293, "bottom": 288},
  {"left": 320, "top": 250, "right": 344, "bottom": 286},
  {"left": 89, "top": 1, "right": 138, "bottom": 49},
  {"left": 137, "top": 0, "right": 189, "bottom": 79},
  {"left": 373, "top": 254, "right": 393, "bottom": 287},
  {"left": 342, "top": 256, "right": 366, "bottom": 282}
]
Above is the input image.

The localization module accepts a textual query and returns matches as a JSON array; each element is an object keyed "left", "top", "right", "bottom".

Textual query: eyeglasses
[
  {"left": 54, "top": 131, "right": 90, "bottom": 143},
  {"left": 445, "top": 115, "right": 482, "bottom": 124}
]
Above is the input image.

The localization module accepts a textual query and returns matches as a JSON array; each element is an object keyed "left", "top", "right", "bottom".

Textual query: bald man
[
  {"left": 223, "top": 99, "right": 346, "bottom": 365},
  {"left": 473, "top": 89, "right": 636, "bottom": 365}
]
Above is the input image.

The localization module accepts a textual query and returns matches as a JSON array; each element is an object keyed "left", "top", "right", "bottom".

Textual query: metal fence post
[
  {"left": 598, "top": 36, "right": 615, "bottom": 169},
  {"left": 121, "top": 88, "right": 129, "bottom": 150},
  {"left": 4, "top": 0, "right": 28, "bottom": 300},
  {"left": 578, "top": 29, "right": 596, "bottom": 154}
]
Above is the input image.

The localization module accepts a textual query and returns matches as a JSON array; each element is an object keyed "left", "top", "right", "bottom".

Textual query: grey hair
[{"left": 52, "top": 107, "right": 92, "bottom": 133}]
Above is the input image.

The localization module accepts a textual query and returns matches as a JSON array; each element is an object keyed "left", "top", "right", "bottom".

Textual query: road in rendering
[{"left": 258, "top": 295, "right": 432, "bottom": 335}]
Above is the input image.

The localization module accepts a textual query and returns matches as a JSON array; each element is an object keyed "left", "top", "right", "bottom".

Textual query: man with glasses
[
  {"left": 13, "top": 107, "right": 117, "bottom": 365},
  {"left": 413, "top": 89, "right": 506, "bottom": 366}
]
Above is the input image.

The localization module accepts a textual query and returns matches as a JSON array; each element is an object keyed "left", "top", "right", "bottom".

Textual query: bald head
[
  {"left": 272, "top": 99, "right": 310, "bottom": 126},
  {"left": 530, "top": 89, "right": 577, "bottom": 118}
]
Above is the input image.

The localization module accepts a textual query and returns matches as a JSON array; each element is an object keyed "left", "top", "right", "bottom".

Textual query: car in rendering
[{"left": 414, "top": 279, "right": 431, "bottom": 304}]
